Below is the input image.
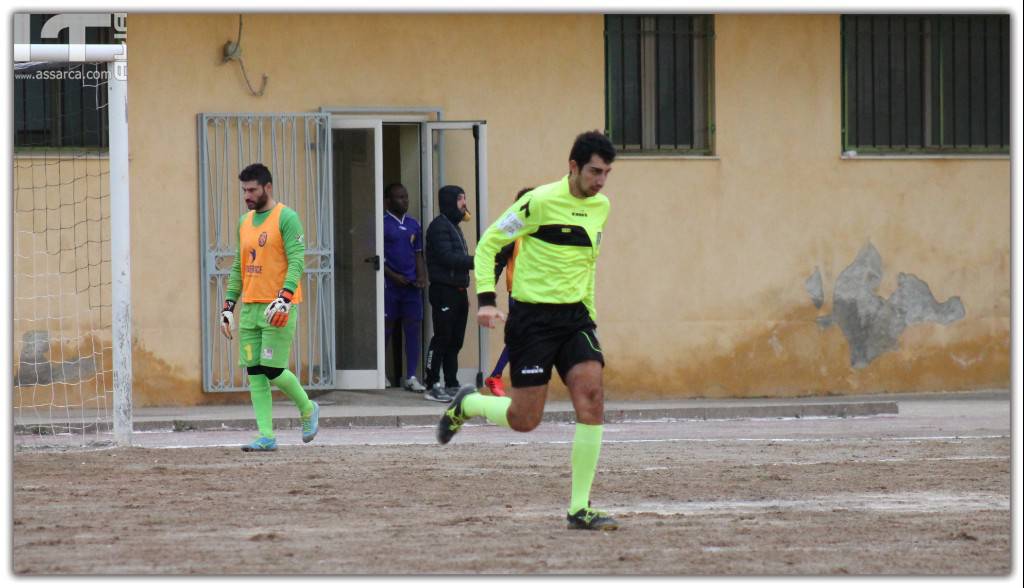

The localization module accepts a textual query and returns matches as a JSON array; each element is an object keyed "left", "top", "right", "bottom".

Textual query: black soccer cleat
[
  {"left": 567, "top": 507, "right": 620, "bottom": 531},
  {"left": 436, "top": 385, "right": 477, "bottom": 445}
]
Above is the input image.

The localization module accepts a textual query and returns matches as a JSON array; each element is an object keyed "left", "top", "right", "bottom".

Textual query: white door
[{"left": 332, "top": 118, "right": 386, "bottom": 389}]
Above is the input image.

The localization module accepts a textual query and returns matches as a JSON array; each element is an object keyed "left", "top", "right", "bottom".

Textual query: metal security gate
[{"left": 198, "top": 113, "right": 335, "bottom": 392}]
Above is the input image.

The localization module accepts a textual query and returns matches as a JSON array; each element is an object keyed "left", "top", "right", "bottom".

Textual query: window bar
[
  {"left": 841, "top": 16, "right": 847, "bottom": 149},
  {"left": 692, "top": 17, "right": 700, "bottom": 149},
  {"left": 672, "top": 17, "right": 678, "bottom": 150},
  {"left": 868, "top": 17, "right": 875, "bottom": 149},
  {"left": 602, "top": 23, "right": 607, "bottom": 140},
  {"left": 984, "top": 16, "right": 990, "bottom": 147},
  {"left": 619, "top": 19, "right": 626, "bottom": 149},
  {"left": 707, "top": 18, "right": 714, "bottom": 152},
  {"left": 53, "top": 79, "right": 63, "bottom": 147},
  {"left": 690, "top": 15, "right": 705, "bottom": 151},
  {"left": 923, "top": 17, "right": 932, "bottom": 147},
  {"left": 903, "top": 16, "right": 909, "bottom": 149},
  {"left": 850, "top": 16, "right": 857, "bottom": 148},
  {"left": 938, "top": 16, "right": 945, "bottom": 147},
  {"left": 965, "top": 17, "right": 971, "bottom": 148},
  {"left": 947, "top": 15, "right": 954, "bottom": 147},
  {"left": 1001, "top": 16, "right": 1008, "bottom": 147},
  {"left": 641, "top": 16, "right": 657, "bottom": 150},
  {"left": 886, "top": 15, "right": 892, "bottom": 149}
]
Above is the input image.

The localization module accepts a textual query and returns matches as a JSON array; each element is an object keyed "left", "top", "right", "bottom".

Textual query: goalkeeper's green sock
[
  {"left": 247, "top": 374, "right": 275, "bottom": 438},
  {"left": 461, "top": 392, "right": 511, "bottom": 428},
  {"left": 269, "top": 369, "right": 314, "bottom": 416},
  {"left": 568, "top": 423, "right": 603, "bottom": 514}
]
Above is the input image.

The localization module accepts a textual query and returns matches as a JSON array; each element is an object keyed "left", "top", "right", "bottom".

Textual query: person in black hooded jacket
[{"left": 422, "top": 185, "right": 475, "bottom": 401}]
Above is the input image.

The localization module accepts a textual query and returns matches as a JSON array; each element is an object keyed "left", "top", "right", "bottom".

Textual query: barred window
[
  {"left": 605, "top": 15, "right": 715, "bottom": 154},
  {"left": 14, "top": 14, "right": 115, "bottom": 149},
  {"left": 842, "top": 15, "right": 1009, "bottom": 154}
]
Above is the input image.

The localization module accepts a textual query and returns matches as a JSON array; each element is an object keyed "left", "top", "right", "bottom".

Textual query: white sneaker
[{"left": 403, "top": 376, "right": 426, "bottom": 392}]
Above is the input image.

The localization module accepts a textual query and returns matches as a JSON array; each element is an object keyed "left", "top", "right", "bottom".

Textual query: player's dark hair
[
  {"left": 384, "top": 182, "right": 406, "bottom": 200},
  {"left": 569, "top": 130, "right": 616, "bottom": 169},
  {"left": 238, "top": 163, "right": 273, "bottom": 186},
  {"left": 515, "top": 187, "right": 534, "bottom": 201}
]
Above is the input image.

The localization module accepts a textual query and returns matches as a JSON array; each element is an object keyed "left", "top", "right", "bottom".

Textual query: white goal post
[{"left": 13, "top": 43, "right": 132, "bottom": 446}]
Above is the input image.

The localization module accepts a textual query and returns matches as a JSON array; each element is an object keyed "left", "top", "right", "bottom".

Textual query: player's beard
[
  {"left": 572, "top": 174, "right": 597, "bottom": 198},
  {"left": 246, "top": 189, "right": 270, "bottom": 210}
]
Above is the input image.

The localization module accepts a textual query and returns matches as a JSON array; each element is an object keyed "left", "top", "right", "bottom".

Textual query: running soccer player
[
  {"left": 219, "top": 163, "right": 320, "bottom": 452},
  {"left": 436, "top": 131, "right": 618, "bottom": 531}
]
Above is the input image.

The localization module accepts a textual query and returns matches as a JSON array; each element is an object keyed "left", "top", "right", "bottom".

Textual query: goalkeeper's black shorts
[{"left": 504, "top": 300, "right": 605, "bottom": 388}]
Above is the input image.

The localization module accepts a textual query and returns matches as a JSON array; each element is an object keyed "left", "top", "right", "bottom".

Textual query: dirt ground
[{"left": 11, "top": 412, "right": 1011, "bottom": 576}]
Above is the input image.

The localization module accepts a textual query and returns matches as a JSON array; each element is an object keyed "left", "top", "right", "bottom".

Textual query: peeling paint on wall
[
  {"left": 14, "top": 330, "right": 98, "bottom": 386},
  {"left": 816, "top": 243, "right": 965, "bottom": 368},
  {"left": 805, "top": 267, "right": 824, "bottom": 309}
]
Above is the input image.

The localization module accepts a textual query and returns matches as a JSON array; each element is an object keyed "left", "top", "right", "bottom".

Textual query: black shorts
[{"left": 505, "top": 301, "right": 605, "bottom": 388}]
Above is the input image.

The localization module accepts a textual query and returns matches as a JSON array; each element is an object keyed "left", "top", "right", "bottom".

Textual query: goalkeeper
[
  {"left": 219, "top": 163, "right": 320, "bottom": 452},
  {"left": 436, "top": 131, "right": 619, "bottom": 530}
]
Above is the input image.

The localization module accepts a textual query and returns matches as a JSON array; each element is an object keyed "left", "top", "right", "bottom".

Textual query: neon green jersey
[{"left": 475, "top": 176, "right": 609, "bottom": 320}]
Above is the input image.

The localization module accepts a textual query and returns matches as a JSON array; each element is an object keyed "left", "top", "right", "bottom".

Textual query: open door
[
  {"left": 331, "top": 118, "right": 386, "bottom": 389},
  {"left": 420, "top": 121, "right": 489, "bottom": 387}
]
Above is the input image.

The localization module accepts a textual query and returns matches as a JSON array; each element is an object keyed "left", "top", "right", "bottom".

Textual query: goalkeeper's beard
[{"left": 245, "top": 190, "right": 270, "bottom": 211}]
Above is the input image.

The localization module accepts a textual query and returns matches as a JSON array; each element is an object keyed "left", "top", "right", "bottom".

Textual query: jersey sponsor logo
[
  {"left": 497, "top": 211, "right": 525, "bottom": 237},
  {"left": 258, "top": 231, "right": 268, "bottom": 247},
  {"left": 520, "top": 365, "right": 544, "bottom": 375},
  {"left": 245, "top": 247, "right": 263, "bottom": 274}
]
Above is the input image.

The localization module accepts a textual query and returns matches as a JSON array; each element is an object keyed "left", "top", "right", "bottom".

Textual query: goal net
[{"left": 13, "top": 49, "right": 131, "bottom": 448}]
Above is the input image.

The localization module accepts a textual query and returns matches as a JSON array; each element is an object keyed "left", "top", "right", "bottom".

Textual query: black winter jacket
[{"left": 425, "top": 214, "right": 474, "bottom": 288}]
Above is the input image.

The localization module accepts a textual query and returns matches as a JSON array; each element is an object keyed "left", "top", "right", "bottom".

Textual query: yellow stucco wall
[{"left": 121, "top": 13, "right": 1009, "bottom": 406}]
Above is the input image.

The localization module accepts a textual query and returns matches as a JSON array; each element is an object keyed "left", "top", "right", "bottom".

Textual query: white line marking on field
[
  {"left": 613, "top": 492, "right": 1010, "bottom": 515},
  {"left": 507, "top": 491, "right": 1009, "bottom": 518},
  {"left": 506, "top": 434, "right": 1008, "bottom": 446},
  {"left": 613, "top": 455, "right": 1008, "bottom": 471}
]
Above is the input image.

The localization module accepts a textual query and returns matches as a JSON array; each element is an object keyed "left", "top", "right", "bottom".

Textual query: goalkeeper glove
[
  {"left": 264, "top": 289, "right": 293, "bottom": 327},
  {"left": 220, "top": 300, "right": 236, "bottom": 340}
]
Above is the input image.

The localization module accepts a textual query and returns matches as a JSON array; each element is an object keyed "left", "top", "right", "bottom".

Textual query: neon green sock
[
  {"left": 247, "top": 374, "right": 275, "bottom": 438},
  {"left": 569, "top": 423, "right": 603, "bottom": 514},
  {"left": 460, "top": 391, "right": 511, "bottom": 428},
  {"left": 270, "top": 369, "right": 313, "bottom": 416}
]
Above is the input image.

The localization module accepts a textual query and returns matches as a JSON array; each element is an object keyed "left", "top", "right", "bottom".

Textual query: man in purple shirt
[{"left": 383, "top": 183, "right": 427, "bottom": 391}]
